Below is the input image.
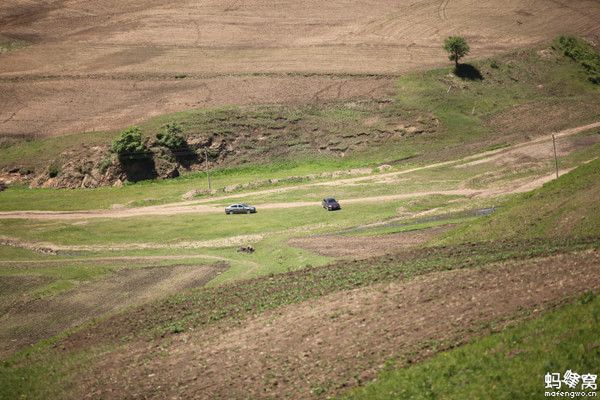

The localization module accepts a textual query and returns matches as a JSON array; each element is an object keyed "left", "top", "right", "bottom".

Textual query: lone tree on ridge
[{"left": 443, "top": 36, "right": 470, "bottom": 68}]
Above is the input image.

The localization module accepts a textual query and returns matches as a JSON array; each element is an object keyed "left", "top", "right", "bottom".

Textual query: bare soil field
[
  {"left": 74, "top": 249, "right": 600, "bottom": 399},
  {"left": 1, "top": 0, "right": 599, "bottom": 137},
  {"left": 0, "top": 263, "right": 225, "bottom": 358},
  {"left": 0, "top": 75, "right": 395, "bottom": 137}
]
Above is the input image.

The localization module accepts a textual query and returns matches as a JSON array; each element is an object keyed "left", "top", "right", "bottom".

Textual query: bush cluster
[
  {"left": 111, "top": 127, "right": 148, "bottom": 161},
  {"left": 554, "top": 36, "right": 600, "bottom": 84},
  {"left": 155, "top": 122, "right": 187, "bottom": 151}
]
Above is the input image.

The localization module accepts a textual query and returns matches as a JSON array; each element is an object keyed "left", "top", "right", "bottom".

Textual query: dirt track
[
  {"left": 0, "top": 121, "right": 597, "bottom": 221},
  {"left": 0, "top": 263, "right": 225, "bottom": 358},
  {"left": 76, "top": 249, "right": 600, "bottom": 399},
  {"left": 1, "top": 0, "right": 599, "bottom": 137}
]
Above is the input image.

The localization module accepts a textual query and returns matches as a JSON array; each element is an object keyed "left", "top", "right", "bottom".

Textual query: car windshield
[
  {"left": 325, "top": 198, "right": 337, "bottom": 203},
  {"left": 240, "top": 203, "right": 248, "bottom": 207}
]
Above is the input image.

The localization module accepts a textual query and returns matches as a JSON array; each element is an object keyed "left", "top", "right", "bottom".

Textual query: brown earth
[
  {"left": 0, "top": 263, "right": 226, "bottom": 359},
  {"left": 1, "top": 0, "right": 599, "bottom": 137},
  {"left": 486, "top": 99, "right": 600, "bottom": 138},
  {"left": 0, "top": 254, "right": 230, "bottom": 267},
  {"left": 0, "top": 75, "right": 395, "bottom": 138},
  {"left": 288, "top": 225, "right": 451, "bottom": 258},
  {"left": 74, "top": 249, "right": 600, "bottom": 399}
]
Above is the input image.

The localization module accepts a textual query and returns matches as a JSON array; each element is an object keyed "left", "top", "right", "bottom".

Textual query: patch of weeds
[
  {"left": 312, "top": 385, "right": 328, "bottom": 396},
  {"left": 553, "top": 36, "right": 600, "bottom": 84},
  {"left": 166, "top": 323, "right": 185, "bottom": 334},
  {"left": 19, "top": 167, "right": 34, "bottom": 176},
  {"left": 579, "top": 290, "right": 596, "bottom": 305},
  {"left": 98, "top": 156, "right": 114, "bottom": 174},
  {"left": 0, "top": 34, "right": 29, "bottom": 53}
]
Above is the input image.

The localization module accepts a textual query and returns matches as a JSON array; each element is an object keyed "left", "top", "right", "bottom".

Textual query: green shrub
[
  {"left": 111, "top": 127, "right": 148, "bottom": 161},
  {"left": 554, "top": 36, "right": 600, "bottom": 84},
  {"left": 155, "top": 122, "right": 187, "bottom": 151}
]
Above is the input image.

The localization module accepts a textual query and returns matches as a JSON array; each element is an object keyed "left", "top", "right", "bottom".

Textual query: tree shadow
[
  {"left": 121, "top": 158, "right": 158, "bottom": 182},
  {"left": 455, "top": 63, "right": 483, "bottom": 81},
  {"left": 171, "top": 143, "right": 199, "bottom": 169}
]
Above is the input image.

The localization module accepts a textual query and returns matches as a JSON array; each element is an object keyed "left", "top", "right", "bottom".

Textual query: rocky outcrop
[
  {"left": 9, "top": 109, "right": 437, "bottom": 189},
  {"left": 28, "top": 145, "right": 183, "bottom": 189}
]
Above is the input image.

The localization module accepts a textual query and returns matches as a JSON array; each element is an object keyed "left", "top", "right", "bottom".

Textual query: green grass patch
[
  {"left": 0, "top": 335, "right": 107, "bottom": 400},
  {"left": 0, "top": 245, "right": 48, "bottom": 261},
  {"left": 206, "top": 235, "right": 332, "bottom": 285},
  {"left": 0, "top": 130, "right": 117, "bottom": 171},
  {"left": 0, "top": 202, "right": 404, "bottom": 246}
]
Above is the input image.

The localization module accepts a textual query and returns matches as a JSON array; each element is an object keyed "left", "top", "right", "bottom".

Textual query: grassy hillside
[
  {"left": 443, "top": 157, "right": 600, "bottom": 243},
  {"left": 1, "top": 39, "right": 599, "bottom": 212}
]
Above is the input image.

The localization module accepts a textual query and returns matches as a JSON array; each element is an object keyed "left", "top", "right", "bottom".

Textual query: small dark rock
[{"left": 238, "top": 245, "right": 255, "bottom": 254}]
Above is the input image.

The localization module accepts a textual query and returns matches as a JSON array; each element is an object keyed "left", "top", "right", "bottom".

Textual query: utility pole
[
  {"left": 552, "top": 134, "right": 559, "bottom": 179},
  {"left": 204, "top": 147, "right": 212, "bottom": 191}
]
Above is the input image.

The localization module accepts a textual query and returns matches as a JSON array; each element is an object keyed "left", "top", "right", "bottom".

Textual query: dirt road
[
  {"left": 75, "top": 249, "right": 600, "bottom": 399},
  {"left": 1, "top": 0, "right": 599, "bottom": 137},
  {"left": 0, "top": 121, "right": 597, "bottom": 221}
]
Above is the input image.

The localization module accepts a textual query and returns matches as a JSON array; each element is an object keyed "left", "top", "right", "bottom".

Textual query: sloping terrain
[
  {"left": 287, "top": 226, "right": 450, "bottom": 258},
  {"left": 444, "top": 156, "right": 600, "bottom": 242},
  {"left": 0, "top": 263, "right": 225, "bottom": 358},
  {"left": 3, "top": 38, "right": 600, "bottom": 192},
  {"left": 66, "top": 250, "right": 600, "bottom": 399},
  {"left": 0, "top": 11, "right": 599, "bottom": 396},
  {"left": 1, "top": 161, "right": 599, "bottom": 399},
  {"left": 1, "top": 0, "right": 599, "bottom": 137}
]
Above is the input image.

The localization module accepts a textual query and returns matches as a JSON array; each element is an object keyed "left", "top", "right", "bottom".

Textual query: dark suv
[{"left": 322, "top": 198, "right": 341, "bottom": 211}]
